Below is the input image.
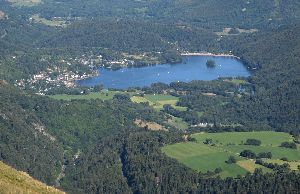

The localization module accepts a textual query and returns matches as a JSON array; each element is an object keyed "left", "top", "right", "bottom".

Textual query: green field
[
  {"left": 31, "top": 14, "right": 67, "bottom": 27},
  {"left": 224, "top": 79, "right": 249, "bottom": 84},
  {"left": 167, "top": 116, "right": 189, "bottom": 130},
  {"left": 264, "top": 159, "right": 300, "bottom": 170},
  {"left": 131, "top": 94, "right": 187, "bottom": 111},
  {"left": 50, "top": 92, "right": 187, "bottom": 111},
  {"left": 49, "top": 91, "right": 136, "bottom": 101},
  {"left": 162, "top": 131, "right": 300, "bottom": 178}
]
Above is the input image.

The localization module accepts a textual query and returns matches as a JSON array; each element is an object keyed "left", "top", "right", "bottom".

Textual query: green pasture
[
  {"left": 162, "top": 131, "right": 300, "bottom": 178},
  {"left": 167, "top": 116, "right": 189, "bottom": 130},
  {"left": 131, "top": 94, "right": 187, "bottom": 111},
  {"left": 50, "top": 91, "right": 129, "bottom": 101}
]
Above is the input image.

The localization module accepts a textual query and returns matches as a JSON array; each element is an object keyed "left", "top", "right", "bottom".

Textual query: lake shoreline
[
  {"left": 77, "top": 55, "right": 250, "bottom": 89},
  {"left": 181, "top": 52, "right": 240, "bottom": 59}
]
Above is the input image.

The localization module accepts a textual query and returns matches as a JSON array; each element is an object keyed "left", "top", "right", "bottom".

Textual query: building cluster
[
  {"left": 14, "top": 55, "right": 103, "bottom": 94},
  {"left": 13, "top": 53, "right": 139, "bottom": 94}
]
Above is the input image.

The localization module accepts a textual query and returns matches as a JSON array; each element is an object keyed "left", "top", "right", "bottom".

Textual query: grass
[
  {"left": 167, "top": 116, "right": 189, "bottom": 130},
  {"left": 192, "top": 131, "right": 293, "bottom": 146},
  {"left": 134, "top": 119, "right": 167, "bottom": 131},
  {"left": 225, "top": 145, "right": 300, "bottom": 161},
  {"left": 131, "top": 96, "right": 154, "bottom": 105},
  {"left": 0, "top": 161, "right": 65, "bottom": 194},
  {"left": 50, "top": 91, "right": 130, "bottom": 101},
  {"left": 143, "top": 94, "right": 178, "bottom": 101},
  {"left": 51, "top": 90, "right": 187, "bottom": 108},
  {"left": 31, "top": 14, "right": 67, "bottom": 27},
  {"left": 50, "top": 92, "right": 183, "bottom": 110},
  {"left": 131, "top": 94, "right": 187, "bottom": 111},
  {"left": 224, "top": 79, "right": 248, "bottom": 84},
  {"left": 162, "top": 131, "right": 300, "bottom": 178},
  {"left": 237, "top": 160, "right": 272, "bottom": 173},
  {"left": 264, "top": 159, "right": 300, "bottom": 171},
  {"left": 162, "top": 142, "right": 248, "bottom": 178}
]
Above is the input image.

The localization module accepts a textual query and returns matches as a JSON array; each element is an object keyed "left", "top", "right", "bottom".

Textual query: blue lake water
[{"left": 77, "top": 56, "right": 251, "bottom": 89}]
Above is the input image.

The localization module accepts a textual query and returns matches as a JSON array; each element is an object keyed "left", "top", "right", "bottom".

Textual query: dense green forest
[
  {"left": 0, "top": 0, "right": 299, "bottom": 193},
  {"left": 24, "top": 0, "right": 300, "bottom": 29}
]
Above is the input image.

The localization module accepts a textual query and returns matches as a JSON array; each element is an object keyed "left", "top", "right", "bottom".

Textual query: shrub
[
  {"left": 214, "top": 167, "right": 222, "bottom": 174},
  {"left": 203, "top": 138, "right": 213, "bottom": 145},
  {"left": 245, "top": 138, "right": 261, "bottom": 146},
  {"left": 280, "top": 142, "right": 297, "bottom": 149},
  {"left": 240, "top": 150, "right": 256, "bottom": 159},
  {"left": 280, "top": 157, "right": 289, "bottom": 162},
  {"left": 257, "top": 152, "right": 272, "bottom": 159},
  {"left": 226, "top": 156, "right": 237, "bottom": 164}
]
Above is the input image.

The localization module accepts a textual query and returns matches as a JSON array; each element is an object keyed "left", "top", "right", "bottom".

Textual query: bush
[
  {"left": 280, "top": 142, "right": 297, "bottom": 149},
  {"left": 245, "top": 138, "right": 261, "bottom": 146},
  {"left": 240, "top": 150, "right": 256, "bottom": 159},
  {"left": 257, "top": 152, "right": 272, "bottom": 159},
  {"left": 113, "top": 93, "right": 131, "bottom": 101},
  {"left": 214, "top": 167, "right": 222, "bottom": 174},
  {"left": 255, "top": 158, "right": 263, "bottom": 165},
  {"left": 280, "top": 157, "right": 289, "bottom": 162},
  {"left": 203, "top": 138, "right": 213, "bottom": 145},
  {"left": 226, "top": 156, "right": 237, "bottom": 164}
]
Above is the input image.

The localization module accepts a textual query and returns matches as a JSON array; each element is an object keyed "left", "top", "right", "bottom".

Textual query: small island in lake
[{"left": 206, "top": 59, "right": 216, "bottom": 68}]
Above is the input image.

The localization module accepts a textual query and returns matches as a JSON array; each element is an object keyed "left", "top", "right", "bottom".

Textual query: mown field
[
  {"left": 131, "top": 94, "right": 186, "bottom": 111},
  {"left": 51, "top": 91, "right": 187, "bottom": 111},
  {"left": 50, "top": 91, "right": 131, "bottom": 101},
  {"left": 162, "top": 131, "right": 300, "bottom": 178},
  {"left": 31, "top": 14, "right": 67, "bottom": 27}
]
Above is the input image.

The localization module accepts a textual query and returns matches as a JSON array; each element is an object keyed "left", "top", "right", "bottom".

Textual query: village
[{"left": 14, "top": 53, "right": 137, "bottom": 94}]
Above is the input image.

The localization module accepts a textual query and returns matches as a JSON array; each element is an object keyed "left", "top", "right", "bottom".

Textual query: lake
[{"left": 77, "top": 56, "right": 251, "bottom": 89}]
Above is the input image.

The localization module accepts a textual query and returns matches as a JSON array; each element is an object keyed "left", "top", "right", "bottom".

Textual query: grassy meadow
[
  {"left": 51, "top": 91, "right": 187, "bottom": 111},
  {"left": 50, "top": 91, "right": 130, "bottom": 101},
  {"left": 0, "top": 161, "right": 65, "bottom": 194},
  {"left": 162, "top": 131, "right": 300, "bottom": 178},
  {"left": 131, "top": 94, "right": 186, "bottom": 111}
]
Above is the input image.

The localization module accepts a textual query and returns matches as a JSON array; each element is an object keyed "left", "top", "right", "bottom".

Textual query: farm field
[
  {"left": 131, "top": 94, "right": 187, "bottom": 111},
  {"left": 50, "top": 92, "right": 187, "bottom": 111},
  {"left": 263, "top": 159, "right": 300, "bottom": 170},
  {"left": 162, "top": 131, "right": 300, "bottom": 178},
  {"left": 30, "top": 14, "right": 67, "bottom": 27},
  {"left": 166, "top": 116, "right": 189, "bottom": 130},
  {"left": 50, "top": 91, "right": 133, "bottom": 101}
]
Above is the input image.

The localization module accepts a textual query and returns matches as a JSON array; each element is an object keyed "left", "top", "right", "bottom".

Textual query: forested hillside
[
  {"left": 225, "top": 24, "right": 300, "bottom": 131},
  {"left": 62, "top": 131, "right": 300, "bottom": 193},
  {"left": 28, "top": 0, "right": 300, "bottom": 29},
  {"left": 0, "top": 0, "right": 299, "bottom": 193},
  {"left": 0, "top": 81, "right": 64, "bottom": 185}
]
